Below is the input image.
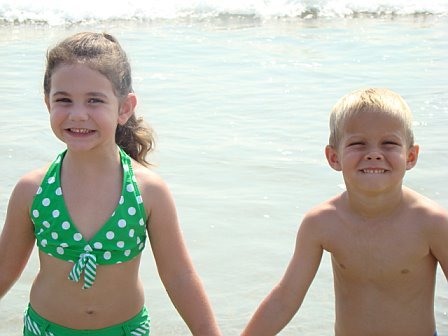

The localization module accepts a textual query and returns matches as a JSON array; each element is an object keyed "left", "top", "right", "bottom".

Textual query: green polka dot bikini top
[{"left": 30, "top": 147, "right": 147, "bottom": 289}]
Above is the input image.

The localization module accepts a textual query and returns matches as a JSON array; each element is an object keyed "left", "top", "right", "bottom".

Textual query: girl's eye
[
  {"left": 88, "top": 98, "right": 104, "bottom": 104},
  {"left": 348, "top": 142, "right": 364, "bottom": 147},
  {"left": 55, "top": 98, "right": 71, "bottom": 103}
]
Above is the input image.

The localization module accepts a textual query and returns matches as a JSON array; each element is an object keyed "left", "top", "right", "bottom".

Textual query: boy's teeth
[{"left": 363, "top": 169, "right": 385, "bottom": 174}]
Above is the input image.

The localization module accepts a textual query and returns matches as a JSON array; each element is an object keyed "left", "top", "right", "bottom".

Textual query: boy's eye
[
  {"left": 383, "top": 141, "right": 401, "bottom": 146},
  {"left": 348, "top": 142, "right": 364, "bottom": 147}
]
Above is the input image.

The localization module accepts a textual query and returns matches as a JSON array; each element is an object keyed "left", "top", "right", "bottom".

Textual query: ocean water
[{"left": 1, "top": 0, "right": 448, "bottom": 335}]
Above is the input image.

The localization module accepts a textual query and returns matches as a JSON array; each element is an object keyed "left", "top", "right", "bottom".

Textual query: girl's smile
[{"left": 68, "top": 128, "right": 94, "bottom": 134}]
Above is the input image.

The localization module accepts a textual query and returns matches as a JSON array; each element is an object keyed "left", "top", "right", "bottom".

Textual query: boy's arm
[
  {"left": 144, "top": 174, "right": 221, "bottom": 335},
  {"left": 428, "top": 206, "right": 448, "bottom": 280},
  {"left": 242, "top": 214, "right": 324, "bottom": 336},
  {"left": 0, "top": 176, "right": 36, "bottom": 299}
]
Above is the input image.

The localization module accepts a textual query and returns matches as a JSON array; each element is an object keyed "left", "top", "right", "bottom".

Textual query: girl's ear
[
  {"left": 406, "top": 144, "right": 419, "bottom": 170},
  {"left": 118, "top": 93, "right": 137, "bottom": 125},
  {"left": 325, "top": 145, "right": 342, "bottom": 171}
]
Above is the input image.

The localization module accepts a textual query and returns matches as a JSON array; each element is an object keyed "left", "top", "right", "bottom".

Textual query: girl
[{"left": 0, "top": 32, "right": 221, "bottom": 336}]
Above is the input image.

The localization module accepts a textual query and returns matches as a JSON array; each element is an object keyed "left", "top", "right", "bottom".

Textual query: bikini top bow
[{"left": 68, "top": 252, "right": 97, "bottom": 289}]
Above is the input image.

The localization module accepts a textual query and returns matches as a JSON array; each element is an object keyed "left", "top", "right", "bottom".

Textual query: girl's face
[{"left": 45, "top": 63, "right": 134, "bottom": 153}]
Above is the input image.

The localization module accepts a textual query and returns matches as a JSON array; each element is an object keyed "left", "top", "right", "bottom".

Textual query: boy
[{"left": 242, "top": 88, "right": 448, "bottom": 336}]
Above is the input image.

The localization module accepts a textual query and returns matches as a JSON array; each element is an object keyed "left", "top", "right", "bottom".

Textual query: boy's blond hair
[{"left": 329, "top": 88, "right": 414, "bottom": 149}]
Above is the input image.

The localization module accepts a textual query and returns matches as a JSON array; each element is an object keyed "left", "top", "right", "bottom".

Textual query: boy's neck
[{"left": 343, "top": 187, "right": 404, "bottom": 219}]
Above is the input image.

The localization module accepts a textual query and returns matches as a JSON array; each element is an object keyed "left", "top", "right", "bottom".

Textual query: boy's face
[{"left": 325, "top": 111, "right": 419, "bottom": 195}]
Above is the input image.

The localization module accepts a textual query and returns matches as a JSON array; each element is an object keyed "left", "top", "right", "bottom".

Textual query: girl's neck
[{"left": 62, "top": 146, "right": 121, "bottom": 176}]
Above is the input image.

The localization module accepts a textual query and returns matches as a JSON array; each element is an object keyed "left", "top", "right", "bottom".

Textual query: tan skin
[
  {"left": 242, "top": 112, "right": 448, "bottom": 336},
  {"left": 0, "top": 64, "right": 221, "bottom": 335}
]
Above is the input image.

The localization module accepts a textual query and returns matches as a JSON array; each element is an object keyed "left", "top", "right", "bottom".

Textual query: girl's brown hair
[{"left": 43, "top": 32, "right": 155, "bottom": 166}]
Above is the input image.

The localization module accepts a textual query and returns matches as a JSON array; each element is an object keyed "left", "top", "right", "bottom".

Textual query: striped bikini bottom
[{"left": 23, "top": 304, "right": 150, "bottom": 336}]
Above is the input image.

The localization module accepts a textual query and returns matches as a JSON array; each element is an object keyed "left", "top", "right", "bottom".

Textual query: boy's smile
[{"left": 361, "top": 169, "right": 386, "bottom": 174}]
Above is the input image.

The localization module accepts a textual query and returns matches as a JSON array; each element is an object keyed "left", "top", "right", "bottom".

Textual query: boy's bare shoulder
[
  {"left": 304, "top": 193, "right": 344, "bottom": 222},
  {"left": 404, "top": 187, "right": 448, "bottom": 226},
  {"left": 403, "top": 188, "right": 448, "bottom": 253},
  {"left": 299, "top": 194, "right": 345, "bottom": 238}
]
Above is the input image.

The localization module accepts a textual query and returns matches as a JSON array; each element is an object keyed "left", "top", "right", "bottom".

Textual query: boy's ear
[
  {"left": 406, "top": 144, "right": 419, "bottom": 170},
  {"left": 118, "top": 93, "right": 137, "bottom": 125},
  {"left": 325, "top": 145, "right": 342, "bottom": 171},
  {"left": 44, "top": 95, "right": 50, "bottom": 112}
]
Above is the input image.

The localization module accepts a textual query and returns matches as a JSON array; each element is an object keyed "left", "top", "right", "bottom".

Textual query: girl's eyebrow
[{"left": 52, "top": 91, "right": 70, "bottom": 96}]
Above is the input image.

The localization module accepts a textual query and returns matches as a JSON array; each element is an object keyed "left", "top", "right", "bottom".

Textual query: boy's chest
[{"left": 324, "top": 220, "right": 433, "bottom": 282}]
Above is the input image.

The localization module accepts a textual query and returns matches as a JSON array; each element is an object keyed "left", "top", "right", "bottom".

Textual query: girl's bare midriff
[{"left": 30, "top": 252, "right": 145, "bottom": 329}]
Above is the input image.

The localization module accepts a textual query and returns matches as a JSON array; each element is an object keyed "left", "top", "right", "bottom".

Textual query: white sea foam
[{"left": 0, "top": 0, "right": 447, "bottom": 24}]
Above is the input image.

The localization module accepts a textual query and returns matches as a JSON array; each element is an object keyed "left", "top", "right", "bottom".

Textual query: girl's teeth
[{"left": 71, "top": 128, "right": 90, "bottom": 133}]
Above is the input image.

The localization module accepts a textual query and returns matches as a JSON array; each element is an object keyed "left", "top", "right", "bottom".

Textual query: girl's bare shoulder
[
  {"left": 130, "top": 161, "right": 174, "bottom": 208},
  {"left": 6, "top": 164, "right": 51, "bottom": 212},
  {"left": 14, "top": 165, "right": 50, "bottom": 196},
  {"left": 130, "top": 161, "right": 168, "bottom": 191}
]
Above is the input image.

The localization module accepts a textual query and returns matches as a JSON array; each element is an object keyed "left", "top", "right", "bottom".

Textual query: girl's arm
[
  {"left": 241, "top": 213, "right": 324, "bottom": 336},
  {"left": 0, "top": 174, "right": 37, "bottom": 299},
  {"left": 144, "top": 174, "right": 221, "bottom": 335}
]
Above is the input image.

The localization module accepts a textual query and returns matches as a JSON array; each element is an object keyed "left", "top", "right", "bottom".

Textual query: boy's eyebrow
[{"left": 52, "top": 91, "right": 109, "bottom": 98}]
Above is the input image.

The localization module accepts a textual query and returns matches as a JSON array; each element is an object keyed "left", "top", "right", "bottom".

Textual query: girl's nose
[{"left": 68, "top": 106, "right": 88, "bottom": 121}]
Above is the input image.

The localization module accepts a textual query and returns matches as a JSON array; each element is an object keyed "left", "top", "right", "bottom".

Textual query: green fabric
[
  {"left": 23, "top": 304, "right": 150, "bottom": 335},
  {"left": 30, "top": 147, "right": 147, "bottom": 288}
]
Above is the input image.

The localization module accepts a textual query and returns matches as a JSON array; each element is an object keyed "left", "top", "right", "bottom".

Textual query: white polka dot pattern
[{"left": 30, "top": 148, "right": 147, "bottom": 289}]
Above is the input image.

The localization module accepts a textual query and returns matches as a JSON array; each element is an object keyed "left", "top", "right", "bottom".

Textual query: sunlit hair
[
  {"left": 328, "top": 88, "right": 414, "bottom": 149},
  {"left": 43, "top": 32, "right": 154, "bottom": 166}
]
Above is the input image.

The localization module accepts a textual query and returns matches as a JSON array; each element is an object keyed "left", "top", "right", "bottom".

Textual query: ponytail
[{"left": 116, "top": 115, "right": 155, "bottom": 167}]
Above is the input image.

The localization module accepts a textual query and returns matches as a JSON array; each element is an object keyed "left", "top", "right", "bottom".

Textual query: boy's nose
[{"left": 365, "top": 151, "right": 383, "bottom": 160}]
